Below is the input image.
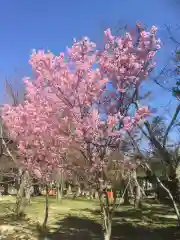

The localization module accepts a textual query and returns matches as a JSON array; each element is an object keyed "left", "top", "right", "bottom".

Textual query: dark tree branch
[{"left": 163, "top": 104, "right": 180, "bottom": 147}]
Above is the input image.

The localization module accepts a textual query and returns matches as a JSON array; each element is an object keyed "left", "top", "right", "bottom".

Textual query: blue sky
[{"left": 0, "top": 0, "right": 179, "bottom": 115}]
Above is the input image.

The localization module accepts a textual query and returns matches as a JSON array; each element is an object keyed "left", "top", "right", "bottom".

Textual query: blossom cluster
[{"left": 2, "top": 24, "right": 160, "bottom": 180}]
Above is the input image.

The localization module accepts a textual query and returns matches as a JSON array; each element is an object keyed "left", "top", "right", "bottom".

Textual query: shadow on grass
[
  {"left": 38, "top": 216, "right": 101, "bottom": 240},
  {"left": 37, "top": 215, "right": 180, "bottom": 240},
  {"left": 1, "top": 199, "right": 180, "bottom": 240},
  {"left": 0, "top": 211, "right": 28, "bottom": 225},
  {"left": 82, "top": 203, "right": 178, "bottom": 225},
  {"left": 0, "top": 213, "right": 39, "bottom": 240}
]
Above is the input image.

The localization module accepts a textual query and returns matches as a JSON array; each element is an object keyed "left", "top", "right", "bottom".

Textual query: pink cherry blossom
[{"left": 2, "top": 24, "right": 160, "bottom": 182}]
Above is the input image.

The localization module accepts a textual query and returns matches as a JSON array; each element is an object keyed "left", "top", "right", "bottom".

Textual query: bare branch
[
  {"left": 165, "top": 24, "right": 180, "bottom": 46},
  {"left": 163, "top": 104, "right": 180, "bottom": 147},
  {"left": 0, "top": 123, "right": 17, "bottom": 165}
]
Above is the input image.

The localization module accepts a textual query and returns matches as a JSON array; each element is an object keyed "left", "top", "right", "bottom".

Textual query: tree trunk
[
  {"left": 15, "top": 170, "right": 30, "bottom": 217},
  {"left": 89, "top": 189, "right": 94, "bottom": 199},
  {"left": 25, "top": 188, "right": 31, "bottom": 204},
  {"left": 175, "top": 178, "right": 180, "bottom": 202},
  {"left": 145, "top": 163, "right": 180, "bottom": 224},
  {"left": 15, "top": 177, "right": 25, "bottom": 216},
  {"left": 33, "top": 184, "right": 41, "bottom": 196},
  {"left": 134, "top": 184, "right": 142, "bottom": 208},
  {"left": 98, "top": 183, "right": 114, "bottom": 240},
  {"left": 122, "top": 179, "right": 130, "bottom": 205},
  {"left": 156, "top": 176, "right": 180, "bottom": 224},
  {"left": 2, "top": 182, "right": 8, "bottom": 195},
  {"left": 42, "top": 185, "right": 49, "bottom": 228},
  {"left": 104, "top": 217, "right": 112, "bottom": 240},
  {"left": 24, "top": 173, "right": 32, "bottom": 204},
  {"left": 56, "top": 183, "right": 63, "bottom": 202},
  {"left": 56, "top": 183, "right": 60, "bottom": 202},
  {"left": 67, "top": 184, "right": 72, "bottom": 195},
  {"left": 133, "top": 170, "right": 142, "bottom": 209},
  {"left": 72, "top": 185, "right": 82, "bottom": 199},
  {"left": 77, "top": 185, "right": 81, "bottom": 197},
  {"left": 100, "top": 195, "right": 112, "bottom": 240},
  {"left": 124, "top": 189, "right": 130, "bottom": 205},
  {"left": 129, "top": 182, "right": 134, "bottom": 198},
  {"left": 95, "top": 191, "right": 99, "bottom": 199},
  {"left": 174, "top": 164, "right": 180, "bottom": 202}
]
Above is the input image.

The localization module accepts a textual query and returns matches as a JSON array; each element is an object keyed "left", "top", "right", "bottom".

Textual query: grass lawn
[{"left": 0, "top": 196, "right": 180, "bottom": 239}]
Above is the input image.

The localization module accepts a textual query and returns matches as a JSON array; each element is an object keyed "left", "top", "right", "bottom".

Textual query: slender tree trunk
[
  {"left": 175, "top": 178, "right": 180, "bottom": 202},
  {"left": 67, "top": 184, "right": 72, "bottom": 195},
  {"left": 15, "top": 170, "right": 29, "bottom": 217},
  {"left": 99, "top": 193, "right": 112, "bottom": 240},
  {"left": 42, "top": 185, "right": 49, "bottom": 228},
  {"left": 15, "top": 182, "right": 24, "bottom": 217},
  {"left": 129, "top": 182, "right": 134, "bottom": 198},
  {"left": 33, "top": 184, "right": 41, "bottom": 196},
  {"left": 16, "top": 185, "right": 26, "bottom": 216},
  {"left": 56, "top": 183, "right": 63, "bottom": 201},
  {"left": 73, "top": 185, "right": 81, "bottom": 199},
  {"left": 124, "top": 189, "right": 130, "bottom": 205},
  {"left": 56, "top": 183, "right": 61, "bottom": 201},
  {"left": 24, "top": 173, "right": 32, "bottom": 204},
  {"left": 77, "top": 185, "right": 81, "bottom": 196},
  {"left": 122, "top": 179, "right": 130, "bottom": 205},
  {"left": 2, "top": 182, "right": 8, "bottom": 195},
  {"left": 25, "top": 187, "right": 31, "bottom": 204},
  {"left": 133, "top": 170, "right": 142, "bottom": 209},
  {"left": 98, "top": 180, "right": 116, "bottom": 240},
  {"left": 61, "top": 183, "right": 64, "bottom": 197},
  {"left": 124, "top": 190, "right": 130, "bottom": 205},
  {"left": 156, "top": 176, "right": 180, "bottom": 223},
  {"left": 145, "top": 163, "right": 180, "bottom": 224},
  {"left": 103, "top": 212, "right": 112, "bottom": 240},
  {"left": 173, "top": 164, "right": 180, "bottom": 202},
  {"left": 103, "top": 208, "right": 112, "bottom": 240},
  {"left": 134, "top": 184, "right": 142, "bottom": 208},
  {"left": 95, "top": 191, "right": 99, "bottom": 199}
]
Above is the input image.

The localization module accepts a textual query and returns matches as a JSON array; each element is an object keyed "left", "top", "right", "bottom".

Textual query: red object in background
[
  {"left": 107, "top": 191, "right": 114, "bottom": 200},
  {"left": 41, "top": 188, "right": 57, "bottom": 196},
  {"left": 48, "top": 188, "right": 56, "bottom": 196},
  {"left": 52, "top": 188, "right": 56, "bottom": 196}
]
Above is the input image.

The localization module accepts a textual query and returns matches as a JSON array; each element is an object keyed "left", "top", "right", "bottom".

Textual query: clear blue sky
[{"left": 0, "top": 0, "right": 179, "bottom": 110}]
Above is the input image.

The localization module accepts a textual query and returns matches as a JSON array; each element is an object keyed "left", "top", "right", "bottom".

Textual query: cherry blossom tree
[{"left": 2, "top": 23, "right": 160, "bottom": 240}]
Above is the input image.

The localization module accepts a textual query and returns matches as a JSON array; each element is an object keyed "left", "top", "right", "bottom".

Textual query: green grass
[{"left": 0, "top": 196, "right": 180, "bottom": 239}]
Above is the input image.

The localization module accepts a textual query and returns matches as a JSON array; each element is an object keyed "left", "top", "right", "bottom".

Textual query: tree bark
[
  {"left": 72, "top": 185, "right": 82, "bottom": 199},
  {"left": 15, "top": 185, "right": 24, "bottom": 217},
  {"left": 33, "top": 184, "right": 41, "bottom": 196},
  {"left": 25, "top": 188, "right": 31, "bottom": 204},
  {"left": 104, "top": 216, "right": 112, "bottom": 240},
  {"left": 98, "top": 181, "right": 115, "bottom": 240},
  {"left": 134, "top": 183, "right": 142, "bottom": 208},
  {"left": 56, "top": 183, "right": 61, "bottom": 201},
  {"left": 156, "top": 176, "right": 180, "bottom": 223},
  {"left": 132, "top": 170, "right": 142, "bottom": 209},
  {"left": 77, "top": 185, "right": 81, "bottom": 197},
  {"left": 42, "top": 185, "right": 49, "bottom": 228},
  {"left": 15, "top": 170, "right": 32, "bottom": 217},
  {"left": 2, "top": 182, "right": 8, "bottom": 195},
  {"left": 100, "top": 194, "right": 112, "bottom": 240},
  {"left": 24, "top": 172, "right": 32, "bottom": 204},
  {"left": 173, "top": 164, "right": 180, "bottom": 202},
  {"left": 56, "top": 183, "right": 63, "bottom": 201},
  {"left": 175, "top": 178, "right": 180, "bottom": 202},
  {"left": 67, "top": 184, "right": 72, "bottom": 195},
  {"left": 145, "top": 163, "right": 180, "bottom": 224},
  {"left": 122, "top": 179, "right": 130, "bottom": 205}
]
